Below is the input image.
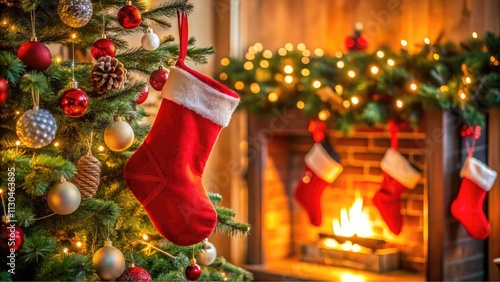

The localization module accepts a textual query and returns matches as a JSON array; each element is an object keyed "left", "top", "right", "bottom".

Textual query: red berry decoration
[
  {"left": 117, "top": 265, "right": 152, "bottom": 282},
  {"left": 17, "top": 38, "right": 52, "bottom": 71},
  {"left": 0, "top": 217, "right": 24, "bottom": 253},
  {"left": 345, "top": 22, "right": 368, "bottom": 52},
  {"left": 117, "top": 0, "right": 142, "bottom": 29},
  {"left": 136, "top": 85, "right": 149, "bottom": 105},
  {"left": 185, "top": 259, "right": 202, "bottom": 281},
  {"left": 149, "top": 66, "right": 169, "bottom": 91},
  {"left": 0, "top": 77, "right": 8, "bottom": 106},
  {"left": 60, "top": 81, "right": 89, "bottom": 118},
  {"left": 91, "top": 37, "right": 117, "bottom": 60}
]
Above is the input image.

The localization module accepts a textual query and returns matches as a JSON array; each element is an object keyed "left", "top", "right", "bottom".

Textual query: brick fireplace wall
[{"left": 262, "top": 125, "right": 427, "bottom": 272}]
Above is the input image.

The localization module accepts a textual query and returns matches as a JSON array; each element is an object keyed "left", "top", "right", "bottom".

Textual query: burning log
[{"left": 319, "top": 233, "right": 387, "bottom": 250}]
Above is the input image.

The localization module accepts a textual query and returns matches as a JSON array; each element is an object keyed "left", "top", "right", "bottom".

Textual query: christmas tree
[{"left": 0, "top": 0, "right": 251, "bottom": 281}]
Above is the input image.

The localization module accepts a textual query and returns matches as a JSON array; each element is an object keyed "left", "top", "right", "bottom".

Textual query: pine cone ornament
[
  {"left": 73, "top": 153, "right": 101, "bottom": 200},
  {"left": 91, "top": 56, "right": 127, "bottom": 94}
]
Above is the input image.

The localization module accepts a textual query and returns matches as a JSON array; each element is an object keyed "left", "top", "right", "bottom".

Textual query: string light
[
  {"left": 465, "top": 76, "right": 472, "bottom": 84},
  {"left": 219, "top": 72, "right": 228, "bottom": 80},
  {"left": 376, "top": 51, "right": 385, "bottom": 58},
  {"left": 301, "top": 68, "right": 310, "bottom": 76},
  {"left": 387, "top": 59, "right": 395, "bottom": 66},
  {"left": 301, "top": 57, "right": 310, "bottom": 64},
  {"left": 248, "top": 46, "right": 257, "bottom": 54},
  {"left": 318, "top": 109, "right": 330, "bottom": 121},
  {"left": 314, "top": 48, "right": 324, "bottom": 57},
  {"left": 400, "top": 39, "right": 408, "bottom": 47},
  {"left": 284, "top": 75, "right": 294, "bottom": 84},
  {"left": 343, "top": 100, "right": 351, "bottom": 108},
  {"left": 53, "top": 141, "right": 60, "bottom": 147},
  {"left": 284, "top": 43, "right": 294, "bottom": 51},
  {"left": 71, "top": 33, "right": 77, "bottom": 39},
  {"left": 335, "top": 51, "right": 343, "bottom": 58},
  {"left": 220, "top": 58, "right": 230, "bottom": 66},
  {"left": 410, "top": 83, "right": 417, "bottom": 91},
  {"left": 351, "top": 96, "right": 360, "bottom": 105},
  {"left": 302, "top": 49, "right": 311, "bottom": 57},
  {"left": 440, "top": 85, "right": 449, "bottom": 92},
  {"left": 370, "top": 66, "right": 379, "bottom": 75},
  {"left": 396, "top": 99, "right": 404, "bottom": 108},
  {"left": 243, "top": 61, "right": 254, "bottom": 70},
  {"left": 263, "top": 50, "right": 273, "bottom": 59},
  {"left": 15, "top": 110, "right": 20, "bottom": 115},
  {"left": 54, "top": 56, "right": 62, "bottom": 64},
  {"left": 250, "top": 83, "right": 260, "bottom": 93},
  {"left": 245, "top": 52, "right": 255, "bottom": 60},
  {"left": 347, "top": 70, "right": 356, "bottom": 78},
  {"left": 296, "top": 101, "right": 305, "bottom": 109},
  {"left": 433, "top": 53, "right": 440, "bottom": 60},
  {"left": 63, "top": 248, "right": 69, "bottom": 254},
  {"left": 312, "top": 80, "right": 322, "bottom": 89},
  {"left": 142, "top": 234, "right": 150, "bottom": 241},
  {"left": 98, "top": 145, "right": 105, "bottom": 152},
  {"left": 284, "top": 65, "right": 294, "bottom": 74},
  {"left": 235, "top": 81, "right": 245, "bottom": 90},
  {"left": 259, "top": 60, "right": 269, "bottom": 68},
  {"left": 335, "top": 84, "right": 343, "bottom": 94},
  {"left": 268, "top": 92, "right": 279, "bottom": 102},
  {"left": 15, "top": 140, "right": 21, "bottom": 146},
  {"left": 1, "top": 19, "right": 7, "bottom": 25},
  {"left": 297, "top": 43, "right": 306, "bottom": 51},
  {"left": 459, "top": 91, "right": 467, "bottom": 100},
  {"left": 278, "top": 48, "right": 287, "bottom": 56},
  {"left": 254, "top": 42, "right": 263, "bottom": 52},
  {"left": 337, "top": 61, "right": 345, "bottom": 68},
  {"left": 76, "top": 241, "right": 82, "bottom": 247},
  {"left": 472, "top": 32, "right": 478, "bottom": 39},
  {"left": 424, "top": 38, "right": 430, "bottom": 45}
]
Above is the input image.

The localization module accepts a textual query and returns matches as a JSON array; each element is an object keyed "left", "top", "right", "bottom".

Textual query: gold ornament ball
[
  {"left": 196, "top": 241, "right": 217, "bottom": 266},
  {"left": 93, "top": 240, "right": 125, "bottom": 280},
  {"left": 104, "top": 116, "right": 134, "bottom": 151},
  {"left": 47, "top": 180, "right": 81, "bottom": 215},
  {"left": 58, "top": 0, "right": 93, "bottom": 28}
]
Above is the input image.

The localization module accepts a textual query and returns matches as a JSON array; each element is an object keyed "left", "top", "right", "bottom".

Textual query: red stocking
[{"left": 124, "top": 13, "right": 239, "bottom": 246}]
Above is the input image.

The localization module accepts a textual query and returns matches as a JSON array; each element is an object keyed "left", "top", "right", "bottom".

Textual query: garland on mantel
[{"left": 215, "top": 32, "right": 500, "bottom": 133}]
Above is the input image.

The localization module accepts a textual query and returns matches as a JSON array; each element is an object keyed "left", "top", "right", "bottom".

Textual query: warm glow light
[
  {"left": 284, "top": 65, "right": 294, "bottom": 74},
  {"left": 302, "top": 49, "right": 311, "bottom": 57},
  {"left": 341, "top": 241, "right": 353, "bottom": 251},
  {"left": 335, "top": 84, "right": 343, "bottom": 94},
  {"left": 351, "top": 96, "right": 359, "bottom": 105},
  {"left": 98, "top": 145, "right": 105, "bottom": 152},
  {"left": 387, "top": 59, "right": 395, "bottom": 66},
  {"left": 400, "top": 39, "right": 408, "bottom": 47},
  {"left": 268, "top": 92, "right": 278, "bottom": 102},
  {"left": 284, "top": 43, "right": 294, "bottom": 51},
  {"left": 263, "top": 50, "right": 273, "bottom": 59},
  {"left": 297, "top": 43, "right": 306, "bottom": 51},
  {"left": 318, "top": 109, "right": 330, "bottom": 121},
  {"left": 296, "top": 101, "right": 305, "bottom": 109},
  {"left": 248, "top": 46, "right": 257, "bottom": 54},
  {"left": 254, "top": 42, "right": 263, "bottom": 52},
  {"left": 53, "top": 141, "right": 60, "bottom": 147},
  {"left": 301, "top": 68, "right": 310, "bottom": 76},
  {"left": 220, "top": 58, "right": 230, "bottom": 66},
  {"left": 336, "top": 61, "right": 345, "bottom": 69},
  {"left": 1, "top": 19, "right": 7, "bottom": 25},
  {"left": 219, "top": 72, "right": 228, "bottom": 80},
  {"left": 71, "top": 33, "right": 77, "bottom": 39},
  {"left": 332, "top": 197, "right": 373, "bottom": 238},
  {"left": 433, "top": 53, "right": 440, "bottom": 60},
  {"left": 314, "top": 48, "right": 325, "bottom": 57},
  {"left": 396, "top": 99, "right": 404, "bottom": 108},
  {"left": 259, "top": 60, "right": 270, "bottom": 68},
  {"left": 410, "top": 83, "right": 417, "bottom": 91},
  {"left": 63, "top": 248, "right": 68, "bottom": 254},
  {"left": 376, "top": 51, "right": 385, "bottom": 58},
  {"left": 250, "top": 83, "right": 260, "bottom": 93},
  {"left": 472, "top": 32, "right": 478, "bottom": 39},
  {"left": 491, "top": 56, "right": 496, "bottom": 63},
  {"left": 284, "top": 75, "right": 294, "bottom": 84},
  {"left": 370, "top": 66, "right": 379, "bottom": 75},
  {"left": 323, "top": 238, "right": 339, "bottom": 248},
  {"left": 347, "top": 70, "right": 356, "bottom": 78},
  {"left": 142, "top": 234, "right": 149, "bottom": 240},
  {"left": 352, "top": 244, "right": 361, "bottom": 252},
  {"left": 465, "top": 76, "right": 472, "bottom": 84},
  {"left": 424, "top": 37, "right": 431, "bottom": 45},
  {"left": 0, "top": 189, "right": 3, "bottom": 194},
  {"left": 243, "top": 61, "right": 254, "bottom": 70},
  {"left": 76, "top": 241, "right": 82, "bottom": 247},
  {"left": 440, "top": 85, "right": 449, "bottom": 92},
  {"left": 460, "top": 92, "right": 467, "bottom": 100},
  {"left": 335, "top": 51, "right": 343, "bottom": 58},
  {"left": 312, "top": 80, "right": 322, "bottom": 89},
  {"left": 245, "top": 52, "right": 255, "bottom": 60},
  {"left": 278, "top": 48, "right": 287, "bottom": 56},
  {"left": 15, "top": 110, "right": 20, "bottom": 115},
  {"left": 301, "top": 57, "right": 310, "bottom": 64},
  {"left": 235, "top": 81, "right": 244, "bottom": 90},
  {"left": 340, "top": 273, "right": 365, "bottom": 282},
  {"left": 54, "top": 56, "right": 62, "bottom": 64},
  {"left": 343, "top": 100, "right": 351, "bottom": 108},
  {"left": 15, "top": 140, "right": 21, "bottom": 146}
]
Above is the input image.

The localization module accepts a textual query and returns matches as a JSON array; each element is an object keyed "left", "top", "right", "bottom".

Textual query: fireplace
[{"left": 244, "top": 109, "right": 497, "bottom": 281}]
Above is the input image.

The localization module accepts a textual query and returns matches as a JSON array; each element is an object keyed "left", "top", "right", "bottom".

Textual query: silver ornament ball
[
  {"left": 141, "top": 27, "right": 160, "bottom": 51},
  {"left": 47, "top": 180, "right": 81, "bottom": 215},
  {"left": 58, "top": 0, "right": 93, "bottom": 28},
  {"left": 93, "top": 240, "right": 125, "bottom": 280},
  {"left": 16, "top": 108, "right": 57, "bottom": 148},
  {"left": 196, "top": 241, "right": 217, "bottom": 266}
]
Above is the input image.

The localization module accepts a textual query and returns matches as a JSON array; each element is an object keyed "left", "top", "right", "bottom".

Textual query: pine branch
[{"left": 215, "top": 206, "right": 251, "bottom": 237}]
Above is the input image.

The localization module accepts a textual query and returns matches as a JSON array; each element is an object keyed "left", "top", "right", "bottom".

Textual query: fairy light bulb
[
  {"left": 343, "top": 100, "right": 351, "bottom": 108},
  {"left": 347, "top": 70, "right": 356, "bottom": 78},
  {"left": 400, "top": 39, "right": 408, "bottom": 47},
  {"left": 254, "top": 42, "right": 263, "bottom": 52},
  {"left": 302, "top": 49, "right": 311, "bottom": 57},
  {"left": 278, "top": 48, "right": 287, "bottom": 56},
  {"left": 53, "top": 141, "right": 60, "bottom": 147},
  {"left": 335, "top": 85, "right": 343, "bottom": 94},
  {"left": 312, "top": 80, "right": 322, "bottom": 89},
  {"left": 260, "top": 60, "right": 269, "bottom": 68},
  {"left": 142, "top": 234, "right": 149, "bottom": 241},
  {"left": 63, "top": 248, "right": 69, "bottom": 254},
  {"left": 337, "top": 61, "right": 345, "bottom": 69},
  {"left": 335, "top": 51, "right": 343, "bottom": 58},
  {"left": 465, "top": 77, "right": 472, "bottom": 84},
  {"left": 376, "top": 51, "right": 385, "bottom": 58},
  {"left": 297, "top": 43, "right": 306, "bottom": 51},
  {"left": 370, "top": 66, "right": 379, "bottom": 75},
  {"left": 459, "top": 91, "right": 467, "bottom": 100},
  {"left": 410, "top": 83, "right": 418, "bottom": 91},
  {"left": 243, "top": 61, "right": 254, "bottom": 70},
  {"left": 98, "top": 145, "right": 105, "bottom": 152},
  {"left": 284, "top": 43, "right": 294, "bottom": 51},
  {"left": 424, "top": 38, "right": 431, "bottom": 45},
  {"left": 318, "top": 110, "right": 330, "bottom": 121},
  {"left": 245, "top": 52, "right": 255, "bottom": 60},
  {"left": 301, "top": 57, "right": 310, "bottom": 64},
  {"left": 396, "top": 99, "right": 404, "bottom": 108},
  {"left": 235, "top": 81, "right": 244, "bottom": 90},
  {"left": 263, "top": 50, "right": 273, "bottom": 59},
  {"left": 301, "top": 68, "right": 310, "bottom": 76},
  {"left": 76, "top": 241, "right": 82, "bottom": 247},
  {"left": 250, "top": 83, "right": 260, "bottom": 93},
  {"left": 433, "top": 53, "right": 440, "bottom": 60},
  {"left": 387, "top": 59, "right": 395, "bottom": 66},
  {"left": 220, "top": 58, "right": 230, "bottom": 66},
  {"left": 296, "top": 101, "right": 305, "bottom": 109},
  {"left": 472, "top": 32, "right": 478, "bottom": 39},
  {"left": 219, "top": 73, "right": 228, "bottom": 81},
  {"left": 268, "top": 92, "right": 279, "bottom": 102},
  {"left": 284, "top": 65, "right": 293, "bottom": 74},
  {"left": 284, "top": 75, "right": 294, "bottom": 84},
  {"left": 314, "top": 48, "right": 324, "bottom": 57},
  {"left": 15, "top": 140, "right": 21, "bottom": 146},
  {"left": 351, "top": 96, "right": 360, "bottom": 105}
]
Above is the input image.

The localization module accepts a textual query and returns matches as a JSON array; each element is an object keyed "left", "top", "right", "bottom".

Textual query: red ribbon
[
  {"left": 177, "top": 11, "right": 188, "bottom": 61},
  {"left": 461, "top": 125, "right": 481, "bottom": 157},
  {"left": 308, "top": 120, "right": 326, "bottom": 143},
  {"left": 388, "top": 120, "right": 408, "bottom": 150}
]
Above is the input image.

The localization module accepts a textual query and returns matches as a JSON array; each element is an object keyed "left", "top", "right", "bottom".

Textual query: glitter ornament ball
[
  {"left": 117, "top": 265, "right": 152, "bottom": 282},
  {"left": 117, "top": 1, "right": 142, "bottom": 29},
  {"left": 104, "top": 116, "right": 135, "bottom": 151},
  {"left": 196, "top": 240, "right": 217, "bottom": 266},
  {"left": 16, "top": 108, "right": 57, "bottom": 148},
  {"left": 93, "top": 240, "right": 125, "bottom": 281},
  {"left": 60, "top": 83, "right": 89, "bottom": 118},
  {"left": 135, "top": 85, "right": 148, "bottom": 105},
  {"left": 185, "top": 259, "right": 202, "bottom": 281},
  {"left": 149, "top": 66, "right": 169, "bottom": 91},
  {"left": 91, "top": 37, "right": 116, "bottom": 60},
  {"left": 17, "top": 39, "right": 52, "bottom": 71},
  {"left": 47, "top": 179, "right": 82, "bottom": 215},
  {"left": 0, "top": 217, "right": 24, "bottom": 253},
  {"left": 58, "top": 0, "right": 93, "bottom": 28},
  {"left": 141, "top": 27, "right": 160, "bottom": 50},
  {"left": 0, "top": 77, "right": 8, "bottom": 106}
]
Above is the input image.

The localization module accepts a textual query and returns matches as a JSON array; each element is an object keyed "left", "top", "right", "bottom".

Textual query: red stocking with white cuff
[{"left": 124, "top": 12, "right": 239, "bottom": 246}]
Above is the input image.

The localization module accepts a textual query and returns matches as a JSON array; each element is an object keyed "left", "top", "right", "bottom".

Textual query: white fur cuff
[
  {"left": 381, "top": 148, "right": 421, "bottom": 189},
  {"left": 162, "top": 67, "right": 240, "bottom": 127},
  {"left": 305, "top": 143, "right": 343, "bottom": 183},
  {"left": 460, "top": 157, "right": 497, "bottom": 191}
]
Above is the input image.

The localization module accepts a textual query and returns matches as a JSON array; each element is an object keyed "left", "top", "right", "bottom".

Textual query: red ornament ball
[
  {"left": 185, "top": 263, "right": 202, "bottom": 281},
  {"left": 136, "top": 85, "right": 149, "bottom": 105},
  {"left": 0, "top": 223, "right": 24, "bottom": 253},
  {"left": 117, "top": 3, "right": 142, "bottom": 29},
  {"left": 0, "top": 77, "right": 8, "bottom": 106},
  {"left": 91, "top": 38, "right": 117, "bottom": 60},
  {"left": 60, "top": 87, "right": 89, "bottom": 118},
  {"left": 17, "top": 40, "right": 52, "bottom": 71},
  {"left": 117, "top": 266, "right": 152, "bottom": 282},
  {"left": 149, "top": 68, "right": 169, "bottom": 91},
  {"left": 345, "top": 35, "right": 368, "bottom": 52}
]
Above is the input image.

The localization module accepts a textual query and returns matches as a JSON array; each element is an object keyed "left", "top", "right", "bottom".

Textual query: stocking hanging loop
[
  {"left": 388, "top": 120, "right": 399, "bottom": 150},
  {"left": 177, "top": 10, "right": 189, "bottom": 61},
  {"left": 308, "top": 120, "right": 326, "bottom": 143}
]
